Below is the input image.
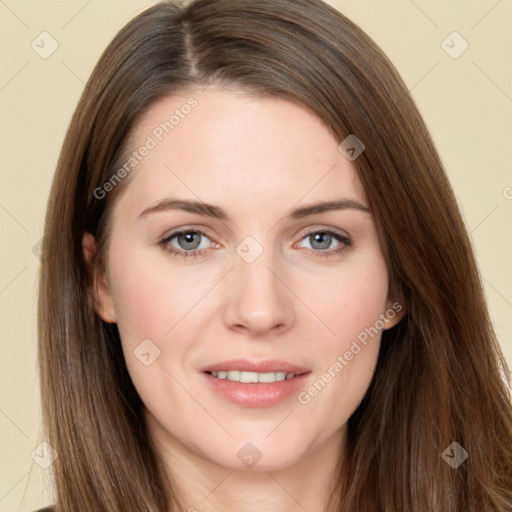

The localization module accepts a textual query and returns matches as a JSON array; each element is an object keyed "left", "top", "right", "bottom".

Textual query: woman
[{"left": 36, "top": 0, "right": 512, "bottom": 510}]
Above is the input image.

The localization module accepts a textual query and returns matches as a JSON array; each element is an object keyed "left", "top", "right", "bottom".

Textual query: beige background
[{"left": 0, "top": 1, "right": 510, "bottom": 510}]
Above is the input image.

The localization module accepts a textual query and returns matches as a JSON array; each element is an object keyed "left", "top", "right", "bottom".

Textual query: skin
[{"left": 83, "top": 86, "right": 405, "bottom": 512}]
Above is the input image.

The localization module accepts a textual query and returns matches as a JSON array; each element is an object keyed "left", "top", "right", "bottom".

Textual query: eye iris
[
  {"left": 310, "top": 232, "right": 332, "bottom": 250},
  {"left": 178, "top": 232, "right": 201, "bottom": 250}
]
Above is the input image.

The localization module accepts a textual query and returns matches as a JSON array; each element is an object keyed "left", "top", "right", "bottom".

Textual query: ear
[
  {"left": 383, "top": 297, "right": 406, "bottom": 330},
  {"left": 82, "top": 232, "right": 117, "bottom": 323}
]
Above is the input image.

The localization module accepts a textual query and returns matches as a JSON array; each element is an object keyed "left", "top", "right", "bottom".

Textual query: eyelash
[{"left": 159, "top": 227, "right": 352, "bottom": 260}]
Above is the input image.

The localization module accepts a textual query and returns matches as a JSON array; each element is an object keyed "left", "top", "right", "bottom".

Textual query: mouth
[{"left": 200, "top": 359, "right": 312, "bottom": 408}]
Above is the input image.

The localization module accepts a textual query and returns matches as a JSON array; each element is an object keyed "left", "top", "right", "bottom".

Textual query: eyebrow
[{"left": 138, "top": 197, "right": 370, "bottom": 221}]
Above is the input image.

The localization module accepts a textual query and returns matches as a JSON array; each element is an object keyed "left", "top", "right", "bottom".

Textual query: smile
[
  {"left": 207, "top": 370, "right": 296, "bottom": 383},
  {"left": 201, "top": 360, "right": 312, "bottom": 407}
]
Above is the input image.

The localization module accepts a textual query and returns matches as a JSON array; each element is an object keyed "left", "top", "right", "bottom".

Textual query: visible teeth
[
  {"left": 240, "top": 371, "right": 259, "bottom": 383},
  {"left": 259, "top": 372, "right": 279, "bottom": 383},
  {"left": 227, "top": 370, "right": 240, "bottom": 381},
  {"left": 209, "top": 370, "right": 296, "bottom": 383}
]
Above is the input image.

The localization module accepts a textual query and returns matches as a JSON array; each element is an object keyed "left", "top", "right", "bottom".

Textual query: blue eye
[
  {"left": 160, "top": 229, "right": 212, "bottom": 259},
  {"left": 159, "top": 228, "right": 352, "bottom": 260},
  {"left": 296, "top": 229, "right": 352, "bottom": 257}
]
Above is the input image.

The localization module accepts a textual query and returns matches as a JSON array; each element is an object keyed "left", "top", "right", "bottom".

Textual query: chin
[
  {"left": 195, "top": 432, "right": 313, "bottom": 473},
  {"left": 210, "top": 450, "right": 303, "bottom": 472}
]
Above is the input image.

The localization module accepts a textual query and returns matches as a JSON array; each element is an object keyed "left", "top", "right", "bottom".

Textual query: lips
[{"left": 199, "top": 358, "right": 312, "bottom": 408}]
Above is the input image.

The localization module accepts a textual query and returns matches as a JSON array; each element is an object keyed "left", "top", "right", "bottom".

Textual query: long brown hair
[{"left": 38, "top": 0, "right": 512, "bottom": 510}]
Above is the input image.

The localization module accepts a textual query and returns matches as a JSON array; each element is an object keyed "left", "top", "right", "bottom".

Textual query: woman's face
[{"left": 86, "top": 87, "right": 402, "bottom": 472}]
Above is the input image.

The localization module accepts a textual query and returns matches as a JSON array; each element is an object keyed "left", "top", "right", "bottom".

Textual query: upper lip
[{"left": 200, "top": 358, "right": 311, "bottom": 375}]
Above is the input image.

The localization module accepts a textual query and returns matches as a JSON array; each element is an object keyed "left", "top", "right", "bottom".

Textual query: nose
[{"left": 222, "top": 246, "right": 296, "bottom": 337}]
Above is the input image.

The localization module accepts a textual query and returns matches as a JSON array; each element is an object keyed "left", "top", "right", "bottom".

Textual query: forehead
[{"left": 112, "top": 87, "right": 368, "bottom": 219}]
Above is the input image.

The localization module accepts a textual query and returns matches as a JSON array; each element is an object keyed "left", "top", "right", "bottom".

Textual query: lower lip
[{"left": 202, "top": 372, "right": 311, "bottom": 408}]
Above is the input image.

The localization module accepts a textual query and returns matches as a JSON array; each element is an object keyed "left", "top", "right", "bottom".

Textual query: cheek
[
  {"left": 105, "top": 243, "right": 219, "bottom": 395},
  {"left": 106, "top": 243, "right": 208, "bottom": 342},
  {"left": 297, "top": 257, "right": 388, "bottom": 414},
  {"left": 309, "top": 256, "right": 389, "bottom": 352},
  {"left": 105, "top": 245, "right": 198, "bottom": 415}
]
